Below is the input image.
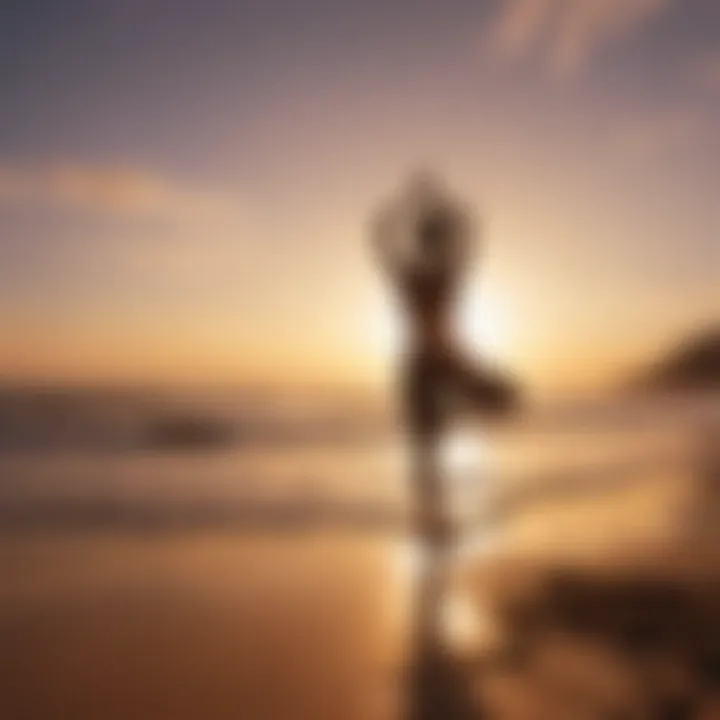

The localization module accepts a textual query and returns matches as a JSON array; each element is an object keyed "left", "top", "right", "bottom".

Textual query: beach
[
  {"left": 1, "top": 530, "right": 410, "bottom": 720},
  {"left": 1, "top": 391, "right": 718, "bottom": 719}
]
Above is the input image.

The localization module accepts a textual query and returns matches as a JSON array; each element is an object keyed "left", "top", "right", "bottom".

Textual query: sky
[{"left": 0, "top": 0, "right": 718, "bottom": 391}]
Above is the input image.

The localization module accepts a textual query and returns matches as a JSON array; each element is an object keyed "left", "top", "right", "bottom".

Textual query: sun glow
[
  {"left": 442, "top": 430, "right": 487, "bottom": 470},
  {"left": 363, "top": 280, "right": 512, "bottom": 368},
  {"left": 459, "top": 284, "right": 511, "bottom": 362},
  {"left": 442, "top": 593, "right": 487, "bottom": 651},
  {"left": 389, "top": 542, "right": 490, "bottom": 650}
]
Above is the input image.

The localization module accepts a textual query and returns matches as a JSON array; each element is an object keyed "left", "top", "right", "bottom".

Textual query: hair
[{"left": 417, "top": 207, "right": 455, "bottom": 254}]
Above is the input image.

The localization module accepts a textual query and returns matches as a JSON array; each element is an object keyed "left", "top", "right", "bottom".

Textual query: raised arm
[
  {"left": 414, "top": 200, "right": 478, "bottom": 283},
  {"left": 446, "top": 202, "right": 478, "bottom": 278}
]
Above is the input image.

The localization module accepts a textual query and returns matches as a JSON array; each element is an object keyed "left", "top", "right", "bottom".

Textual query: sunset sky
[{"left": 1, "top": 0, "right": 718, "bottom": 391}]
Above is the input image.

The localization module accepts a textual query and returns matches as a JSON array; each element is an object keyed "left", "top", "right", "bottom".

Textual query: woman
[{"left": 373, "top": 175, "right": 516, "bottom": 541}]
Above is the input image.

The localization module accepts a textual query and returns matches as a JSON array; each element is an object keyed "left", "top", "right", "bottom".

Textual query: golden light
[
  {"left": 441, "top": 593, "right": 488, "bottom": 651},
  {"left": 459, "top": 283, "right": 511, "bottom": 361},
  {"left": 442, "top": 430, "right": 487, "bottom": 471},
  {"left": 390, "top": 539, "right": 423, "bottom": 583},
  {"left": 365, "top": 290, "right": 510, "bottom": 362},
  {"left": 388, "top": 539, "right": 492, "bottom": 647},
  {"left": 361, "top": 291, "right": 405, "bottom": 365}
]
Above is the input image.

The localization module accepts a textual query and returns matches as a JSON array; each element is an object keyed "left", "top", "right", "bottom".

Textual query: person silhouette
[
  {"left": 373, "top": 174, "right": 516, "bottom": 720},
  {"left": 373, "top": 173, "right": 516, "bottom": 543}
]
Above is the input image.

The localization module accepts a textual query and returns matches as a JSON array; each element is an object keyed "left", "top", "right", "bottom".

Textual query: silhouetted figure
[
  {"left": 373, "top": 174, "right": 516, "bottom": 720},
  {"left": 373, "top": 174, "right": 516, "bottom": 540}
]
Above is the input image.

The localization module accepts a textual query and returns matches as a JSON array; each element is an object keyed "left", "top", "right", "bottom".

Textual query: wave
[{"left": 0, "top": 385, "right": 392, "bottom": 454}]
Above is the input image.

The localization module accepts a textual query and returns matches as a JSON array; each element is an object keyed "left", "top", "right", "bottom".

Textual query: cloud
[
  {"left": 0, "top": 162, "right": 238, "bottom": 220},
  {"left": 485, "top": 0, "right": 671, "bottom": 76}
]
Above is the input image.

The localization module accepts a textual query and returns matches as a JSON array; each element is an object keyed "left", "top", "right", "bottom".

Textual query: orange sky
[{"left": 0, "top": 0, "right": 718, "bottom": 392}]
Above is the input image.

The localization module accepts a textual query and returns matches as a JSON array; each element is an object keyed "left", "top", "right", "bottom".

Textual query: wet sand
[
  {"left": 2, "top": 515, "right": 719, "bottom": 719},
  {"left": 464, "top": 533, "right": 720, "bottom": 719},
  {"left": 0, "top": 531, "right": 409, "bottom": 720}
]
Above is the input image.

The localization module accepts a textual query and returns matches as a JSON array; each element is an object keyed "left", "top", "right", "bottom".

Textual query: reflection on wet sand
[
  {"left": 1, "top": 521, "right": 720, "bottom": 719},
  {"left": 469, "top": 552, "right": 720, "bottom": 719},
  {"left": 462, "top": 447, "right": 720, "bottom": 719},
  {"left": 0, "top": 533, "right": 408, "bottom": 720}
]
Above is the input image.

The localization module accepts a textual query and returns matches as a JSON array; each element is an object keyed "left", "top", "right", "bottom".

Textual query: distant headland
[{"left": 630, "top": 327, "right": 720, "bottom": 393}]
